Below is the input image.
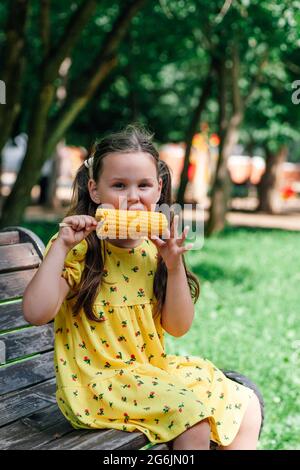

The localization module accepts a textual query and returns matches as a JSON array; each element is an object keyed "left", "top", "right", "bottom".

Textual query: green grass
[
  {"left": 175, "top": 226, "right": 300, "bottom": 450},
  {"left": 23, "top": 221, "right": 300, "bottom": 450}
]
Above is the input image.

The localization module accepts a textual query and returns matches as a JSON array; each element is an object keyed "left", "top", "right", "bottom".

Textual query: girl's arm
[
  {"left": 22, "top": 214, "right": 98, "bottom": 326},
  {"left": 151, "top": 215, "right": 195, "bottom": 338},
  {"left": 22, "top": 238, "right": 71, "bottom": 326},
  {"left": 161, "top": 259, "right": 195, "bottom": 337}
]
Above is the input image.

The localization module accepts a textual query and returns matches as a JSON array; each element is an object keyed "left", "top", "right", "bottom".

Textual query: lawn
[
  {"left": 23, "top": 221, "right": 300, "bottom": 450},
  {"left": 180, "top": 226, "right": 300, "bottom": 450}
]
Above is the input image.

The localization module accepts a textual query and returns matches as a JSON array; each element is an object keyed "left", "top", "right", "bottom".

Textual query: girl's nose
[{"left": 127, "top": 187, "right": 140, "bottom": 203}]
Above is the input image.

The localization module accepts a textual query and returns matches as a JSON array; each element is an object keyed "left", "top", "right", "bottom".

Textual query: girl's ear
[
  {"left": 156, "top": 177, "right": 163, "bottom": 203},
  {"left": 88, "top": 178, "right": 101, "bottom": 204}
]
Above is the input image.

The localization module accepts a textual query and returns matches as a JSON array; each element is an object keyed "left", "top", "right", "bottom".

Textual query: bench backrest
[{"left": 0, "top": 227, "right": 55, "bottom": 397}]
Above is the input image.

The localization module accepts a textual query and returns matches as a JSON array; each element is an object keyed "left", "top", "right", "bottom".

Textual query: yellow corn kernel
[{"left": 95, "top": 208, "right": 168, "bottom": 239}]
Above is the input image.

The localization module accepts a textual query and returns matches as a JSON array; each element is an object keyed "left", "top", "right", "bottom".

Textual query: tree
[
  {"left": 0, "top": 0, "right": 29, "bottom": 196},
  {"left": 0, "top": 0, "right": 148, "bottom": 227},
  {"left": 205, "top": 0, "right": 299, "bottom": 234}
]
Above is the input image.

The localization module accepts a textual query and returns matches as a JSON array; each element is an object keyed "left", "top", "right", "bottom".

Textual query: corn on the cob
[{"left": 95, "top": 207, "right": 168, "bottom": 239}]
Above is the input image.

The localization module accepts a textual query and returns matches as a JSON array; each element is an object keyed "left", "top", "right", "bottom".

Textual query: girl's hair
[{"left": 65, "top": 123, "right": 200, "bottom": 322}]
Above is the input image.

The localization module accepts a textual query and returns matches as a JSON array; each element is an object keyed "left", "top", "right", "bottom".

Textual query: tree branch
[
  {"left": 43, "top": 0, "right": 98, "bottom": 81},
  {"left": 44, "top": 0, "right": 149, "bottom": 157},
  {"left": 215, "top": 0, "right": 233, "bottom": 24},
  {"left": 176, "top": 59, "right": 215, "bottom": 205},
  {"left": 0, "top": 0, "right": 30, "bottom": 153},
  {"left": 40, "top": 0, "right": 51, "bottom": 58}
]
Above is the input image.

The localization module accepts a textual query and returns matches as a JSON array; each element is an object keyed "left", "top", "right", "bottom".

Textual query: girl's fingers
[
  {"left": 182, "top": 243, "right": 194, "bottom": 252},
  {"left": 170, "top": 214, "right": 179, "bottom": 239},
  {"left": 177, "top": 225, "right": 190, "bottom": 246},
  {"left": 150, "top": 235, "right": 167, "bottom": 247},
  {"left": 62, "top": 215, "right": 98, "bottom": 232},
  {"left": 175, "top": 214, "right": 178, "bottom": 238},
  {"left": 169, "top": 215, "right": 174, "bottom": 239}
]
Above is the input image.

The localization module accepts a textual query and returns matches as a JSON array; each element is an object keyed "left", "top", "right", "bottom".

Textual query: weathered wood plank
[
  {"left": 150, "top": 443, "right": 171, "bottom": 450},
  {"left": 0, "top": 350, "right": 55, "bottom": 395},
  {"left": 0, "top": 403, "right": 139, "bottom": 450},
  {"left": 0, "top": 243, "right": 41, "bottom": 273},
  {"left": 0, "top": 227, "right": 45, "bottom": 259},
  {"left": 0, "top": 324, "right": 54, "bottom": 364},
  {"left": 0, "top": 378, "right": 56, "bottom": 427},
  {"left": 0, "top": 300, "right": 30, "bottom": 332},
  {"left": 0, "top": 268, "right": 38, "bottom": 300},
  {"left": 0, "top": 404, "right": 74, "bottom": 450},
  {"left": 41, "top": 427, "right": 148, "bottom": 450},
  {"left": 0, "top": 301, "right": 25, "bottom": 330},
  {"left": 0, "top": 231, "right": 20, "bottom": 246}
]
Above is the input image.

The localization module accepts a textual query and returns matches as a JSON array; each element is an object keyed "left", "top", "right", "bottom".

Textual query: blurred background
[{"left": 0, "top": 0, "right": 300, "bottom": 450}]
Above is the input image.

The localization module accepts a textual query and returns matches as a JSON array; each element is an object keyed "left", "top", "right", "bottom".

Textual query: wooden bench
[{"left": 0, "top": 226, "right": 264, "bottom": 450}]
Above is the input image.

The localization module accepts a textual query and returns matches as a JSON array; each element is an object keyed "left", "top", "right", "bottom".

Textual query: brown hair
[{"left": 65, "top": 123, "right": 200, "bottom": 322}]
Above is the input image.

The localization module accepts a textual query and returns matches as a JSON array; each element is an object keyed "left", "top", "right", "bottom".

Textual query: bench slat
[
  {"left": 0, "top": 378, "right": 56, "bottom": 427},
  {"left": 0, "top": 228, "right": 45, "bottom": 260},
  {"left": 0, "top": 243, "right": 41, "bottom": 273},
  {"left": 0, "top": 350, "right": 54, "bottom": 395},
  {"left": 42, "top": 426, "right": 148, "bottom": 450},
  {"left": 0, "top": 324, "right": 54, "bottom": 364},
  {"left": 0, "top": 231, "right": 20, "bottom": 246},
  {"left": 0, "top": 301, "right": 29, "bottom": 331},
  {"left": 0, "top": 404, "right": 74, "bottom": 449},
  {"left": 0, "top": 403, "right": 146, "bottom": 450},
  {"left": 0, "top": 268, "right": 38, "bottom": 300},
  {"left": 150, "top": 443, "right": 170, "bottom": 450}
]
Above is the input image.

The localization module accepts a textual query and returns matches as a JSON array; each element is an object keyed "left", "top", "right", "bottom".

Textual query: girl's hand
[
  {"left": 150, "top": 214, "right": 193, "bottom": 271},
  {"left": 57, "top": 215, "right": 98, "bottom": 250}
]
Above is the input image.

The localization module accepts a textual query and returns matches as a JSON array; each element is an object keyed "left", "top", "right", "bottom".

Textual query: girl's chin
[{"left": 107, "top": 237, "right": 145, "bottom": 248}]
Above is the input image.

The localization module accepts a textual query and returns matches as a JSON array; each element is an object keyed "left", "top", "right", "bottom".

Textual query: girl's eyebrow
[{"left": 109, "top": 177, "right": 155, "bottom": 182}]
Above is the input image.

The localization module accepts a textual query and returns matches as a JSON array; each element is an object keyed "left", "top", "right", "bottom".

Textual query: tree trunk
[
  {"left": 44, "top": 0, "right": 147, "bottom": 159},
  {"left": 44, "top": 154, "right": 60, "bottom": 209},
  {"left": 44, "top": 54, "right": 118, "bottom": 159},
  {"left": 176, "top": 61, "right": 214, "bottom": 207},
  {"left": 0, "top": 0, "right": 29, "bottom": 200},
  {"left": 206, "top": 45, "right": 243, "bottom": 236},
  {"left": 0, "top": 83, "right": 56, "bottom": 226},
  {"left": 0, "top": 1, "right": 98, "bottom": 227},
  {"left": 256, "top": 145, "right": 288, "bottom": 213},
  {"left": 206, "top": 160, "right": 232, "bottom": 234}
]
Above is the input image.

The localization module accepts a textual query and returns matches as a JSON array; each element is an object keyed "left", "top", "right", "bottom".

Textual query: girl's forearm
[
  {"left": 161, "top": 258, "right": 195, "bottom": 337},
  {"left": 22, "top": 238, "right": 70, "bottom": 325}
]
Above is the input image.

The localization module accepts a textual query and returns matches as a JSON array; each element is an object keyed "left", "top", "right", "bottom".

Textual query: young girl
[{"left": 23, "top": 125, "right": 262, "bottom": 450}]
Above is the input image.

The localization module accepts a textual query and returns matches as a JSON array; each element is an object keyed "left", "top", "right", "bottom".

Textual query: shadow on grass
[{"left": 192, "top": 262, "right": 253, "bottom": 285}]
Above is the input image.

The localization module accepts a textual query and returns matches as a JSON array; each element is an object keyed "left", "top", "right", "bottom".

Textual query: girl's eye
[{"left": 113, "top": 183, "right": 150, "bottom": 188}]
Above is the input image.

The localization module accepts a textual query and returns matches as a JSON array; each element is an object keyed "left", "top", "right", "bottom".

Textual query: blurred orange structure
[
  {"left": 159, "top": 135, "right": 300, "bottom": 203},
  {"left": 159, "top": 132, "right": 219, "bottom": 203}
]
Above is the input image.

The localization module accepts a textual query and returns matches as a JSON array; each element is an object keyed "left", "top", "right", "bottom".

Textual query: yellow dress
[{"left": 44, "top": 233, "right": 254, "bottom": 446}]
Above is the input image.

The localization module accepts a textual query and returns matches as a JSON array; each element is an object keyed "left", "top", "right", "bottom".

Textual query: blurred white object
[
  {"left": 228, "top": 155, "right": 252, "bottom": 184},
  {"left": 1, "top": 133, "right": 27, "bottom": 172}
]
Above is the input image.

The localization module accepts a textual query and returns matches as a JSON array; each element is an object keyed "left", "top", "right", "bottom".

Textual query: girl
[{"left": 23, "top": 125, "right": 262, "bottom": 450}]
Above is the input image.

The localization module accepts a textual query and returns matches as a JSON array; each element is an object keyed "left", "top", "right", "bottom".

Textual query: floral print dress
[{"left": 44, "top": 233, "right": 253, "bottom": 446}]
